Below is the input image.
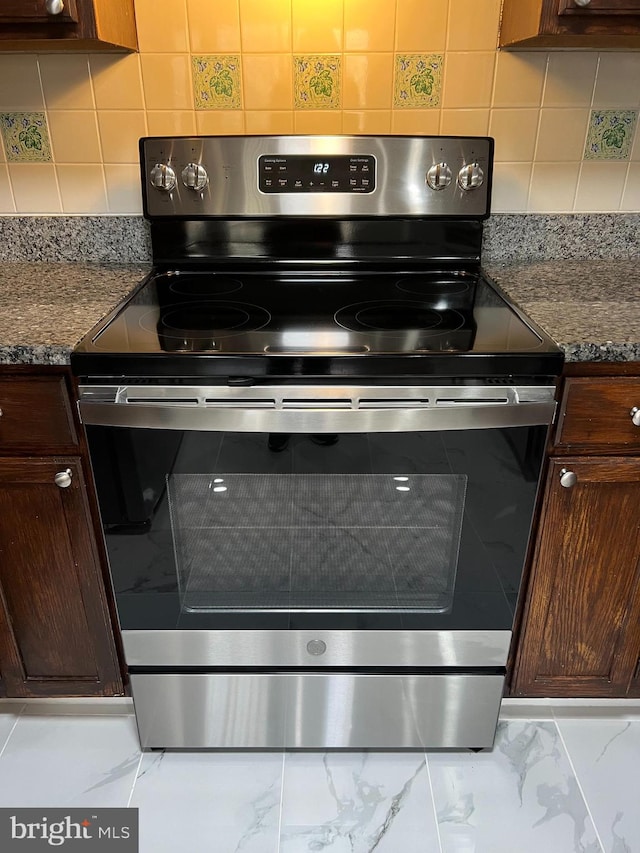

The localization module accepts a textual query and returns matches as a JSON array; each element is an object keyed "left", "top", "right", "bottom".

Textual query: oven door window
[{"left": 87, "top": 426, "right": 546, "bottom": 632}]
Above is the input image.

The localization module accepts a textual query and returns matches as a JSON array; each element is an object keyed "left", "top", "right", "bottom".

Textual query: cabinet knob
[
  {"left": 574, "top": 0, "right": 592, "bottom": 6},
  {"left": 559, "top": 468, "right": 577, "bottom": 488},
  {"left": 45, "top": 0, "right": 65, "bottom": 14},
  {"left": 54, "top": 469, "right": 73, "bottom": 489},
  {"left": 631, "top": 407, "right": 640, "bottom": 427}
]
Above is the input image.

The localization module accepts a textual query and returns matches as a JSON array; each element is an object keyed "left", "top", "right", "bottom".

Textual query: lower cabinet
[
  {"left": 512, "top": 368, "right": 640, "bottom": 697},
  {"left": 0, "top": 368, "right": 123, "bottom": 697},
  {"left": 513, "top": 457, "right": 640, "bottom": 697}
]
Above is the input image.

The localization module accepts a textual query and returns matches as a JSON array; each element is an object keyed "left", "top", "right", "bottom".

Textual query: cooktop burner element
[
  {"left": 166, "top": 274, "right": 244, "bottom": 297},
  {"left": 396, "top": 273, "right": 475, "bottom": 298},
  {"left": 335, "top": 301, "right": 461, "bottom": 333}
]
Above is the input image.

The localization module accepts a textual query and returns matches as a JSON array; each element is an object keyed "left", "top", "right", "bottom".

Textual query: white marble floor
[{"left": 0, "top": 699, "right": 638, "bottom": 853}]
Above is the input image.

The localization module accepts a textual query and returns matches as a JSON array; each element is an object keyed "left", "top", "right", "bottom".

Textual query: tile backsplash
[{"left": 0, "top": 0, "right": 638, "bottom": 215}]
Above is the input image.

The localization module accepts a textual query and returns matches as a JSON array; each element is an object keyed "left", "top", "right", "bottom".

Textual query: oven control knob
[
  {"left": 150, "top": 163, "right": 177, "bottom": 192},
  {"left": 181, "top": 162, "right": 209, "bottom": 192},
  {"left": 426, "top": 162, "right": 452, "bottom": 191},
  {"left": 458, "top": 162, "right": 485, "bottom": 191}
]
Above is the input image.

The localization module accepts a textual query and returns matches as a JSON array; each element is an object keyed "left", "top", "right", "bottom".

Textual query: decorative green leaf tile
[
  {"left": 192, "top": 56, "right": 242, "bottom": 110},
  {"left": 584, "top": 110, "right": 638, "bottom": 160},
  {"left": 394, "top": 55, "right": 443, "bottom": 109},
  {"left": 0, "top": 112, "right": 51, "bottom": 162},
  {"left": 294, "top": 56, "right": 341, "bottom": 110}
]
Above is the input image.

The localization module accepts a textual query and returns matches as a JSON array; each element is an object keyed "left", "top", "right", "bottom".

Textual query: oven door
[{"left": 80, "top": 383, "right": 555, "bottom": 747}]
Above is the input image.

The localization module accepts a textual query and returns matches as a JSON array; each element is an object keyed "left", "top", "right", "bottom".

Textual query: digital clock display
[{"left": 258, "top": 154, "right": 375, "bottom": 193}]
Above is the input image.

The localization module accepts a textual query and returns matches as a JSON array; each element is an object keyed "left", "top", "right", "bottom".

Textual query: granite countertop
[
  {"left": 486, "top": 260, "right": 640, "bottom": 363},
  {"left": 1, "top": 260, "right": 639, "bottom": 366},
  {"left": 0, "top": 263, "right": 149, "bottom": 366}
]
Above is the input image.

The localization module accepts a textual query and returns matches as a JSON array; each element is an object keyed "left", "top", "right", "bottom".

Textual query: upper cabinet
[
  {"left": 0, "top": 0, "right": 137, "bottom": 51},
  {"left": 500, "top": 0, "right": 640, "bottom": 48}
]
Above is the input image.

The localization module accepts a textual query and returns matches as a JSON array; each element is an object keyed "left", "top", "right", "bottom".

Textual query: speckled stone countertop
[
  {"left": 486, "top": 260, "right": 640, "bottom": 363},
  {"left": 0, "top": 263, "right": 149, "bottom": 366},
  {"left": 1, "top": 259, "right": 639, "bottom": 366}
]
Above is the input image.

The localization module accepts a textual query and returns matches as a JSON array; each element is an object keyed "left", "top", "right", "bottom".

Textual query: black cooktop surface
[{"left": 72, "top": 267, "right": 564, "bottom": 379}]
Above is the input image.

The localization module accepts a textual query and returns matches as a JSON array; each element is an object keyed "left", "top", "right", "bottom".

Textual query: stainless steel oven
[{"left": 72, "top": 135, "right": 563, "bottom": 749}]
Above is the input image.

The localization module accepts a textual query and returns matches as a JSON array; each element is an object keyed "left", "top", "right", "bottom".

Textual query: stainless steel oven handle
[{"left": 79, "top": 385, "right": 557, "bottom": 432}]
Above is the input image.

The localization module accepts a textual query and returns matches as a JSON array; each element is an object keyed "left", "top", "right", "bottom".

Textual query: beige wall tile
[
  {"left": 391, "top": 109, "right": 441, "bottom": 134},
  {"left": 492, "top": 52, "right": 547, "bottom": 109},
  {"left": 0, "top": 164, "right": 15, "bottom": 213},
  {"left": 574, "top": 162, "right": 627, "bottom": 212},
  {"left": 134, "top": 0, "right": 189, "bottom": 52},
  {"left": 245, "top": 110, "right": 294, "bottom": 133},
  {"left": 343, "top": 110, "right": 391, "bottom": 133},
  {"left": 104, "top": 164, "right": 143, "bottom": 214},
  {"left": 447, "top": 0, "right": 501, "bottom": 51},
  {"left": 344, "top": 0, "right": 395, "bottom": 52},
  {"left": 621, "top": 163, "right": 640, "bottom": 211},
  {"left": 98, "top": 111, "right": 147, "bottom": 163},
  {"left": 90, "top": 55, "right": 144, "bottom": 110},
  {"left": 443, "top": 53, "right": 495, "bottom": 109},
  {"left": 491, "top": 163, "right": 532, "bottom": 213},
  {"left": 343, "top": 54, "right": 393, "bottom": 110},
  {"left": 440, "top": 109, "right": 489, "bottom": 135},
  {"left": 187, "top": 0, "right": 241, "bottom": 52},
  {"left": 39, "top": 55, "right": 94, "bottom": 110},
  {"left": 242, "top": 55, "right": 293, "bottom": 110},
  {"left": 529, "top": 163, "right": 580, "bottom": 212},
  {"left": 489, "top": 109, "right": 539, "bottom": 162},
  {"left": 593, "top": 53, "right": 640, "bottom": 109},
  {"left": 57, "top": 164, "right": 108, "bottom": 213},
  {"left": 0, "top": 56, "right": 43, "bottom": 111},
  {"left": 240, "top": 0, "right": 292, "bottom": 53},
  {"left": 147, "top": 111, "right": 196, "bottom": 135},
  {"left": 196, "top": 111, "right": 245, "bottom": 134},
  {"left": 543, "top": 53, "right": 598, "bottom": 108},
  {"left": 294, "top": 110, "right": 343, "bottom": 134},
  {"left": 140, "top": 55, "right": 192, "bottom": 110},
  {"left": 293, "top": 0, "right": 343, "bottom": 52},
  {"left": 48, "top": 111, "right": 102, "bottom": 163},
  {"left": 9, "top": 164, "right": 61, "bottom": 213},
  {"left": 396, "top": 0, "right": 448, "bottom": 52},
  {"left": 536, "top": 108, "right": 589, "bottom": 162}
]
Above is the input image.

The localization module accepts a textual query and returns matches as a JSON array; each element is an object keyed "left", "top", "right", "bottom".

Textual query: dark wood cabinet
[
  {"left": 0, "top": 367, "right": 123, "bottom": 697},
  {"left": 500, "top": 0, "right": 640, "bottom": 47},
  {"left": 0, "top": 0, "right": 137, "bottom": 51},
  {"left": 512, "top": 366, "right": 640, "bottom": 698}
]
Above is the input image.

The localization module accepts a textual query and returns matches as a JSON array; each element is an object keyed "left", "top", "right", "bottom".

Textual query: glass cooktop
[{"left": 85, "top": 269, "right": 546, "bottom": 354}]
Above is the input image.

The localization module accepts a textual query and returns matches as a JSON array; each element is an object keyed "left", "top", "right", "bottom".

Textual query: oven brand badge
[{"left": 0, "top": 809, "right": 138, "bottom": 851}]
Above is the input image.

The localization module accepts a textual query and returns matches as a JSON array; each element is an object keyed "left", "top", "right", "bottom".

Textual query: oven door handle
[{"left": 78, "top": 385, "right": 557, "bottom": 432}]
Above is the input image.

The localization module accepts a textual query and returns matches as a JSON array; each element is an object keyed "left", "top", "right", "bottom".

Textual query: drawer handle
[
  {"left": 45, "top": 0, "right": 65, "bottom": 14},
  {"left": 631, "top": 407, "right": 640, "bottom": 427},
  {"left": 559, "top": 468, "right": 577, "bottom": 489},
  {"left": 574, "top": 0, "right": 591, "bottom": 5},
  {"left": 54, "top": 469, "right": 73, "bottom": 489}
]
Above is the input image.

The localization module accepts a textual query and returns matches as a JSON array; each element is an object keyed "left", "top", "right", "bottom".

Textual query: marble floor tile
[
  {"left": 279, "top": 751, "right": 440, "bottom": 853},
  {"left": 129, "top": 751, "right": 283, "bottom": 853},
  {"left": 429, "top": 720, "right": 603, "bottom": 853},
  {"left": 557, "top": 718, "right": 640, "bottom": 853},
  {"left": 0, "top": 706, "right": 21, "bottom": 754},
  {"left": 0, "top": 714, "right": 141, "bottom": 807}
]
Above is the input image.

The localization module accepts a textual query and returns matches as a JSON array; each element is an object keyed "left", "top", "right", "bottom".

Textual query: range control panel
[
  {"left": 258, "top": 154, "right": 376, "bottom": 193},
  {"left": 141, "top": 135, "right": 494, "bottom": 219}
]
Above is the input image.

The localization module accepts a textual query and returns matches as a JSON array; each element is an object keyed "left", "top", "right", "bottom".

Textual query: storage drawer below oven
[{"left": 130, "top": 672, "right": 504, "bottom": 749}]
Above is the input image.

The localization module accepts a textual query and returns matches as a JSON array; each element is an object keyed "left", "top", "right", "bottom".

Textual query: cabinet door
[
  {"left": 0, "top": 456, "right": 122, "bottom": 697},
  {"left": 557, "top": 0, "right": 640, "bottom": 14},
  {"left": 0, "top": 1, "right": 79, "bottom": 24},
  {"left": 513, "top": 457, "right": 640, "bottom": 697}
]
